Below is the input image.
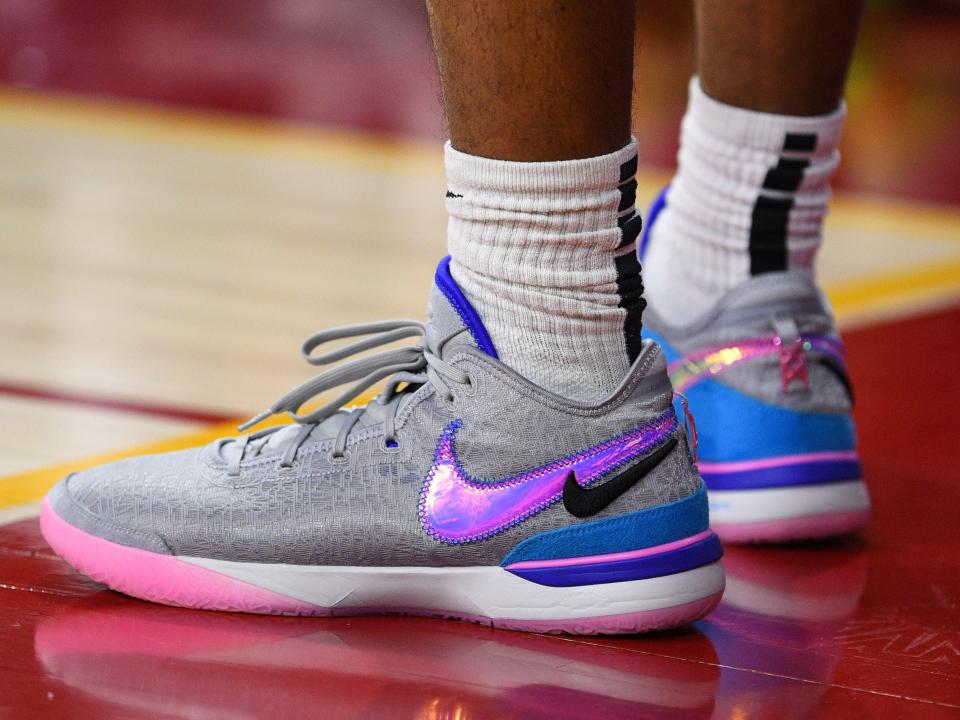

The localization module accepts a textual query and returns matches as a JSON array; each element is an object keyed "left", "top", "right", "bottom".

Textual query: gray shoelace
[{"left": 227, "top": 320, "right": 473, "bottom": 475}]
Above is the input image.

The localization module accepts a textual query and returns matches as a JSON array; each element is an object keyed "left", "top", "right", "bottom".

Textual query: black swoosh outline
[{"left": 562, "top": 437, "right": 678, "bottom": 518}]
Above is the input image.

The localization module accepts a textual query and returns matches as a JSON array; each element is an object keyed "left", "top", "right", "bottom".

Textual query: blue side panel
[
  {"left": 644, "top": 329, "right": 858, "bottom": 463},
  {"left": 501, "top": 485, "right": 709, "bottom": 565}
]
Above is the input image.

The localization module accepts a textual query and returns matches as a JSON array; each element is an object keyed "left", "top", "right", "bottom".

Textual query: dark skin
[
  {"left": 425, "top": 0, "right": 635, "bottom": 160},
  {"left": 425, "top": 1, "right": 865, "bottom": 162},
  {"left": 696, "top": 0, "right": 865, "bottom": 116}
]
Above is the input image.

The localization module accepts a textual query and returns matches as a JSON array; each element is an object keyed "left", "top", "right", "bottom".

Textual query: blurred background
[
  {"left": 0, "top": 4, "right": 958, "bottom": 718},
  {"left": 0, "top": 0, "right": 957, "bottom": 471},
  {"left": 1, "top": 0, "right": 958, "bottom": 201}
]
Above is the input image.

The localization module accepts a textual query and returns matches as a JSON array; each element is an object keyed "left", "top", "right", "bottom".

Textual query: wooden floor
[
  {"left": 0, "top": 89, "right": 958, "bottom": 477},
  {"left": 1, "top": 2, "right": 959, "bottom": 716}
]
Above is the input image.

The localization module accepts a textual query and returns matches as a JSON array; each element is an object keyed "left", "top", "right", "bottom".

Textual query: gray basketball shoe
[
  {"left": 42, "top": 256, "right": 724, "bottom": 634},
  {"left": 641, "top": 189, "right": 870, "bottom": 543}
]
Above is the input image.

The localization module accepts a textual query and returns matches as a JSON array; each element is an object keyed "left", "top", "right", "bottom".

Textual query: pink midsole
[
  {"left": 713, "top": 508, "right": 869, "bottom": 543},
  {"left": 39, "top": 498, "right": 721, "bottom": 633},
  {"left": 40, "top": 498, "right": 319, "bottom": 615}
]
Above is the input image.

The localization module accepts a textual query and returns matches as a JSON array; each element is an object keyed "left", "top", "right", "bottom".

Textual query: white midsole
[
  {"left": 179, "top": 557, "right": 725, "bottom": 621},
  {"left": 708, "top": 480, "right": 870, "bottom": 524}
]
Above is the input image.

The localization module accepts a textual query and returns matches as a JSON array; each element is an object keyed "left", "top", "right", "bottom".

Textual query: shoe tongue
[{"left": 426, "top": 256, "right": 499, "bottom": 361}]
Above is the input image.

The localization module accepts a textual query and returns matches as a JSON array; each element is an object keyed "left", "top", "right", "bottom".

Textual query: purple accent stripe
[
  {"left": 701, "top": 458, "right": 862, "bottom": 490},
  {"left": 698, "top": 450, "right": 859, "bottom": 473},
  {"left": 505, "top": 532, "right": 723, "bottom": 587},
  {"left": 434, "top": 256, "right": 498, "bottom": 358},
  {"left": 505, "top": 529, "right": 715, "bottom": 570}
]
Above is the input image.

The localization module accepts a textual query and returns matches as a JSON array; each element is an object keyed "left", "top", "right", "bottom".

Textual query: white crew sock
[
  {"left": 643, "top": 77, "right": 845, "bottom": 327},
  {"left": 445, "top": 139, "right": 645, "bottom": 403}
]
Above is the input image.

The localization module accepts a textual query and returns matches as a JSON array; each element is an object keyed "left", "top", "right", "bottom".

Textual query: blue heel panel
[
  {"left": 645, "top": 329, "right": 858, "bottom": 462},
  {"left": 501, "top": 485, "right": 709, "bottom": 565}
]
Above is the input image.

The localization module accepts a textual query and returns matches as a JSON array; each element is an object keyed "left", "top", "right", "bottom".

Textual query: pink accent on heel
[
  {"left": 40, "top": 499, "right": 323, "bottom": 615},
  {"left": 714, "top": 508, "right": 870, "bottom": 544}
]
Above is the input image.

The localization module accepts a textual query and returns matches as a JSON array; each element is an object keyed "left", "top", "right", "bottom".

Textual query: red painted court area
[{"left": 1, "top": 308, "right": 957, "bottom": 719}]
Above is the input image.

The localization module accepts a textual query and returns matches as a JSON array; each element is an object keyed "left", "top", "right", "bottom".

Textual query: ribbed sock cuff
[
  {"left": 445, "top": 139, "right": 638, "bottom": 195},
  {"left": 688, "top": 77, "right": 845, "bottom": 158}
]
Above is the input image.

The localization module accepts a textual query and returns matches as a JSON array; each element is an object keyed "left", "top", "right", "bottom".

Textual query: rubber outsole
[{"left": 40, "top": 498, "right": 724, "bottom": 635}]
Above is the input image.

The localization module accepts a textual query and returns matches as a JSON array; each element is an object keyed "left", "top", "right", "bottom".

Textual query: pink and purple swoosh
[{"left": 418, "top": 412, "right": 678, "bottom": 544}]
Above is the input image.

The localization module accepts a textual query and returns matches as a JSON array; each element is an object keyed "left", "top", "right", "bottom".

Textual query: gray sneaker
[
  {"left": 41, "top": 256, "right": 724, "bottom": 634},
  {"left": 641, "top": 190, "right": 870, "bottom": 542}
]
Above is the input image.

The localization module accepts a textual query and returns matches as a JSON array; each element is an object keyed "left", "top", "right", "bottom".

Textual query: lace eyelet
[
  {"left": 381, "top": 437, "right": 402, "bottom": 454},
  {"left": 327, "top": 450, "right": 351, "bottom": 464},
  {"left": 462, "top": 372, "right": 478, "bottom": 397},
  {"left": 441, "top": 392, "right": 457, "bottom": 412}
]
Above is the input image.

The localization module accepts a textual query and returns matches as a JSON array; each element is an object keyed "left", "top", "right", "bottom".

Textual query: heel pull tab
[{"left": 772, "top": 317, "right": 810, "bottom": 393}]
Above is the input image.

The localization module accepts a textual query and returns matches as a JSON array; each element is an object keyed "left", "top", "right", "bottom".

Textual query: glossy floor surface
[{"left": 1, "top": 2, "right": 959, "bottom": 718}]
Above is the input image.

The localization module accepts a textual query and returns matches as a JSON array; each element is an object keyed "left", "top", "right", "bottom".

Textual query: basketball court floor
[{"left": 1, "top": 2, "right": 958, "bottom": 717}]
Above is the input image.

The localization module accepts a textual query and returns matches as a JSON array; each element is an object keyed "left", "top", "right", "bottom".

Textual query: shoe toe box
[{"left": 46, "top": 449, "right": 202, "bottom": 556}]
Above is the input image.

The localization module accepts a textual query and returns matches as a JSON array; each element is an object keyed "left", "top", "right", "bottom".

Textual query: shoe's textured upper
[{"left": 50, "top": 267, "right": 701, "bottom": 567}]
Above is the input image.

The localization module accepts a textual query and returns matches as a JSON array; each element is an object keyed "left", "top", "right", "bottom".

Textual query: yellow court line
[
  {"left": 1, "top": 260, "right": 959, "bottom": 511},
  {"left": 1, "top": 89, "right": 959, "bottom": 511},
  {"left": 827, "top": 260, "right": 960, "bottom": 320},
  {"left": 0, "top": 396, "right": 378, "bottom": 510},
  {"left": 0, "top": 421, "right": 240, "bottom": 509}
]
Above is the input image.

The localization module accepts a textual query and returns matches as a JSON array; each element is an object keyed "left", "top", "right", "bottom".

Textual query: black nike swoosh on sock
[{"left": 562, "top": 437, "right": 679, "bottom": 518}]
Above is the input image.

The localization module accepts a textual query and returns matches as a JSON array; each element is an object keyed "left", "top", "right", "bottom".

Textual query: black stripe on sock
[
  {"left": 749, "top": 195, "right": 793, "bottom": 274},
  {"left": 748, "top": 132, "right": 816, "bottom": 274},
  {"left": 616, "top": 212, "right": 643, "bottom": 248},
  {"left": 615, "top": 153, "right": 645, "bottom": 359},
  {"left": 618, "top": 155, "right": 638, "bottom": 184},
  {"left": 783, "top": 132, "right": 817, "bottom": 152},
  {"left": 617, "top": 178, "right": 637, "bottom": 212},
  {"left": 614, "top": 250, "right": 646, "bottom": 363},
  {"left": 762, "top": 157, "right": 810, "bottom": 192}
]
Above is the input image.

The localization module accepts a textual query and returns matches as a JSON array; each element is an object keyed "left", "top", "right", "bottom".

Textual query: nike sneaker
[
  {"left": 640, "top": 188, "right": 870, "bottom": 543},
  {"left": 41, "top": 256, "right": 724, "bottom": 634}
]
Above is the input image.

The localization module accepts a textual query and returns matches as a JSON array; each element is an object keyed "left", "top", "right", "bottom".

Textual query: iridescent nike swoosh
[{"left": 418, "top": 412, "right": 678, "bottom": 544}]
